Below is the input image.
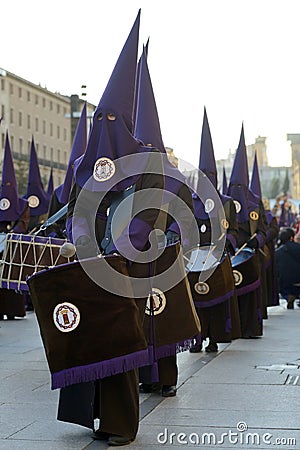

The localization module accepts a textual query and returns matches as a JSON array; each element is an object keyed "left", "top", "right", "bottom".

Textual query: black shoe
[
  {"left": 189, "top": 344, "right": 202, "bottom": 353},
  {"left": 205, "top": 343, "right": 218, "bottom": 353},
  {"left": 162, "top": 385, "right": 177, "bottom": 397},
  {"left": 108, "top": 435, "right": 134, "bottom": 446},
  {"left": 139, "top": 382, "right": 161, "bottom": 393},
  {"left": 93, "top": 430, "right": 110, "bottom": 440},
  {"left": 6, "top": 315, "right": 15, "bottom": 320},
  {"left": 287, "top": 295, "right": 296, "bottom": 309}
]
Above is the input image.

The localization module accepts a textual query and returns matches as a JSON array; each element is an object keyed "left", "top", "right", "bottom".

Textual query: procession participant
[
  {"left": 56, "top": 11, "right": 164, "bottom": 446},
  {"left": 46, "top": 102, "right": 87, "bottom": 238},
  {"left": 227, "top": 124, "right": 267, "bottom": 338},
  {"left": 23, "top": 137, "right": 51, "bottom": 232},
  {"left": 134, "top": 47, "right": 198, "bottom": 397},
  {"left": 188, "top": 107, "right": 240, "bottom": 353},
  {"left": 275, "top": 227, "right": 300, "bottom": 309},
  {"left": 250, "top": 152, "right": 279, "bottom": 307},
  {"left": 0, "top": 131, "right": 29, "bottom": 320}
]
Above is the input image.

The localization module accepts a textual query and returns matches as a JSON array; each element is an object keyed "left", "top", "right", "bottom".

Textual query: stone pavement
[{"left": 0, "top": 299, "right": 299, "bottom": 449}]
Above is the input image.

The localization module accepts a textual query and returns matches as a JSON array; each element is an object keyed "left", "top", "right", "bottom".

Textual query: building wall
[{"left": 0, "top": 68, "right": 95, "bottom": 193}]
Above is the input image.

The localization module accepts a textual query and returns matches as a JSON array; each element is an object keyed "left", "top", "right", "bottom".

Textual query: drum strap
[
  {"left": 101, "top": 185, "right": 135, "bottom": 255},
  {"left": 34, "top": 204, "right": 68, "bottom": 235}
]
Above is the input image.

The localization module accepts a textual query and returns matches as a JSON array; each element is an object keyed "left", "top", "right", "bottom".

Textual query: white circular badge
[
  {"left": 234, "top": 200, "right": 241, "bottom": 214},
  {"left": 28, "top": 195, "right": 40, "bottom": 208},
  {"left": 233, "top": 270, "right": 243, "bottom": 286},
  {"left": 93, "top": 157, "right": 116, "bottom": 182},
  {"left": 195, "top": 281, "right": 210, "bottom": 295},
  {"left": 53, "top": 302, "right": 80, "bottom": 333},
  {"left": 0, "top": 198, "right": 10, "bottom": 210},
  {"left": 200, "top": 224, "right": 207, "bottom": 233},
  {"left": 145, "top": 288, "right": 166, "bottom": 316},
  {"left": 204, "top": 198, "right": 215, "bottom": 213}
]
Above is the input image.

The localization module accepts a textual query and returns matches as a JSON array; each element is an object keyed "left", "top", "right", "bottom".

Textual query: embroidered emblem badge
[
  {"left": 233, "top": 270, "right": 243, "bottom": 286},
  {"left": 221, "top": 218, "right": 229, "bottom": 230},
  {"left": 93, "top": 157, "right": 115, "bottom": 182},
  {"left": 28, "top": 195, "right": 40, "bottom": 208},
  {"left": 195, "top": 281, "right": 210, "bottom": 295},
  {"left": 204, "top": 198, "right": 215, "bottom": 213},
  {"left": 234, "top": 200, "right": 241, "bottom": 213},
  {"left": 200, "top": 224, "right": 207, "bottom": 233},
  {"left": 249, "top": 211, "right": 259, "bottom": 220},
  {"left": 145, "top": 288, "right": 166, "bottom": 315},
  {"left": 0, "top": 198, "right": 10, "bottom": 210},
  {"left": 53, "top": 302, "right": 80, "bottom": 333}
]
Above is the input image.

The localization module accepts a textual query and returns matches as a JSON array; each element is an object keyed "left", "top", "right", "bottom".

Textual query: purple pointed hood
[
  {"left": 227, "top": 124, "right": 249, "bottom": 222},
  {"left": 250, "top": 152, "right": 262, "bottom": 199},
  {"left": 134, "top": 47, "right": 184, "bottom": 196},
  {"left": 47, "top": 168, "right": 54, "bottom": 197},
  {"left": 0, "top": 131, "right": 28, "bottom": 222},
  {"left": 199, "top": 107, "right": 217, "bottom": 188},
  {"left": 56, "top": 102, "right": 87, "bottom": 204},
  {"left": 73, "top": 10, "right": 148, "bottom": 192},
  {"left": 24, "top": 137, "right": 50, "bottom": 216},
  {"left": 222, "top": 166, "right": 228, "bottom": 195}
]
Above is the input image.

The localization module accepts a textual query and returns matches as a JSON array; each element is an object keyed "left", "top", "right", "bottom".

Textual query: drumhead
[
  {"left": 230, "top": 248, "right": 254, "bottom": 268},
  {"left": 185, "top": 246, "right": 220, "bottom": 273}
]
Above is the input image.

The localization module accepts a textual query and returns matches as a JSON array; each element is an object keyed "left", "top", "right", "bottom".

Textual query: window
[
  {"left": 50, "top": 147, "right": 54, "bottom": 161},
  {"left": 9, "top": 83, "right": 13, "bottom": 95},
  {"left": 35, "top": 117, "right": 39, "bottom": 132},
  {"left": 27, "top": 114, "right": 31, "bottom": 129},
  {"left": 19, "top": 138, "right": 23, "bottom": 153},
  {"left": 42, "top": 98, "right": 46, "bottom": 108},
  {"left": 1, "top": 79, "right": 4, "bottom": 90},
  {"left": 50, "top": 101, "right": 53, "bottom": 111},
  {"left": 36, "top": 143, "right": 39, "bottom": 153},
  {"left": 43, "top": 120, "right": 46, "bottom": 134},
  {"left": 63, "top": 128, "right": 67, "bottom": 141},
  {"left": 28, "top": 141, "right": 31, "bottom": 154},
  {"left": 57, "top": 125, "right": 60, "bottom": 139},
  {"left": 1, "top": 133, "right": 4, "bottom": 149},
  {"left": 57, "top": 149, "right": 61, "bottom": 162},
  {"left": 27, "top": 91, "right": 30, "bottom": 101},
  {"left": 10, "top": 108, "right": 14, "bottom": 124},
  {"left": 11, "top": 136, "right": 14, "bottom": 149},
  {"left": 64, "top": 150, "right": 67, "bottom": 163},
  {"left": 1, "top": 104, "right": 5, "bottom": 120},
  {"left": 50, "top": 123, "right": 53, "bottom": 136},
  {"left": 57, "top": 104, "right": 60, "bottom": 114},
  {"left": 18, "top": 87, "right": 22, "bottom": 98},
  {"left": 43, "top": 145, "right": 47, "bottom": 160},
  {"left": 35, "top": 94, "right": 38, "bottom": 105},
  {"left": 18, "top": 111, "right": 22, "bottom": 126}
]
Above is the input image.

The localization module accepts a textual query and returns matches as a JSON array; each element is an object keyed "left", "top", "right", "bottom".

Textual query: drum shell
[
  {"left": 188, "top": 254, "right": 235, "bottom": 307},
  {"left": 130, "top": 243, "right": 200, "bottom": 348},
  {"left": 27, "top": 255, "right": 148, "bottom": 389},
  {"left": 0, "top": 233, "right": 75, "bottom": 291},
  {"left": 231, "top": 249, "right": 260, "bottom": 293}
]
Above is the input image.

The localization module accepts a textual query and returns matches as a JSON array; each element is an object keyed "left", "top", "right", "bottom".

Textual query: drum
[
  {"left": 129, "top": 242, "right": 201, "bottom": 358},
  {"left": 187, "top": 250, "right": 235, "bottom": 308},
  {"left": 0, "top": 233, "right": 75, "bottom": 291},
  {"left": 26, "top": 255, "right": 149, "bottom": 390},
  {"left": 230, "top": 248, "right": 260, "bottom": 295}
]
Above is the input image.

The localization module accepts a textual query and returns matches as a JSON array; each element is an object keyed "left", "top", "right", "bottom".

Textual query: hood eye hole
[
  {"left": 107, "top": 113, "right": 116, "bottom": 121},
  {"left": 97, "top": 112, "right": 103, "bottom": 121}
]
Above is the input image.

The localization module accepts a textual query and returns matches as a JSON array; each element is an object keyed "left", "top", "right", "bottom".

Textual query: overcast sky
[{"left": 2, "top": 0, "right": 299, "bottom": 168}]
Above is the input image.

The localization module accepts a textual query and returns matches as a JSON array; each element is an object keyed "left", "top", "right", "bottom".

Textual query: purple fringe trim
[
  {"left": 194, "top": 289, "right": 234, "bottom": 308},
  {"left": 51, "top": 348, "right": 149, "bottom": 390},
  {"left": 236, "top": 279, "right": 260, "bottom": 296}
]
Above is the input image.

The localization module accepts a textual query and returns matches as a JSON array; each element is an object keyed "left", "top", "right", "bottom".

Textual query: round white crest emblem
[
  {"left": 195, "top": 281, "right": 210, "bottom": 295},
  {"left": 204, "top": 198, "right": 215, "bottom": 213},
  {"left": 145, "top": 288, "right": 166, "bottom": 315},
  {"left": 93, "top": 157, "right": 115, "bottom": 182},
  {"left": 200, "top": 224, "right": 207, "bottom": 233},
  {"left": 233, "top": 270, "right": 243, "bottom": 286},
  {"left": 28, "top": 195, "right": 40, "bottom": 208},
  {"left": 0, "top": 198, "right": 10, "bottom": 210},
  {"left": 53, "top": 302, "right": 80, "bottom": 333},
  {"left": 234, "top": 200, "right": 241, "bottom": 213}
]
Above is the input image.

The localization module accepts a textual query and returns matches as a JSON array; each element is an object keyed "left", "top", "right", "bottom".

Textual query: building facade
[{"left": 0, "top": 68, "right": 95, "bottom": 194}]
